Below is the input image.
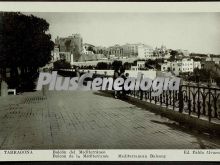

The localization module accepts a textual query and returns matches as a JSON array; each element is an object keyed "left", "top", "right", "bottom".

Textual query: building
[
  {"left": 94, "top": 46, "right": 109, "bottom": 57},
  {"left": 130, "top": 61, "right": 146, "bottom": 71},
  {"left": 176, "top": 49, "right": 190, "bottom": 57},
  {"left": 83, "top": 43, "right": 95, "bottom": 51},
  {"left": 161, "top": 61, "right": 182, "bottom": 76},
  {"left": 78, "top": 54, "right": 106, "bottom": 62},
  {"left": 171, "top": 61, "right": 182, "bottom": 75},
  {"left": 55, "top": 34, "right": 83, "bottom": 62},
  {"left": 82, "top": 46, "right": 94, "bottom": 55},
  {"left": 163, "top": 52, "right": 171, "bottom": 59},
  {"left": 137, "top": 44, "right": 154, "bottom": 59},
  {"left": 206, "top": 56, "right": 220, "bottom": 64},
  {"left": 161, "top": 58, "right": 201, "bottom": 75},
  {"left": 154, "top": 45, "right": 169, "bottom": 58},
  {"left": 161, "top": 62, "right": 171, "bottom": 72},
  {"left": 137, "top": 61, "right": 145, "bottom": 69},
  {"left": 59, "top": 52, "right": 74, "bottom": 65},
  {"left": 122, "top": 43, "right": 140, "bottom": 58},
  {"left": 109, "top": 44, "right": 123, "bottom": 58},
  {"left": 153, "top": 45, "right": 172, "bottom": 59},
  {"left": 201, "top": 61, "right": 215, "bottom": 70},
  {"left": 181, "top": 58, "right": 194, "bottom": 72},
  {"left": 51, "top": 45, "right": 60, "bottom": 62},
  {"left": 193, "top": 61, "right": 202, "bottom": 69},
  {"left": 131, "top": 66, "right": 139, "bottom": 71}
]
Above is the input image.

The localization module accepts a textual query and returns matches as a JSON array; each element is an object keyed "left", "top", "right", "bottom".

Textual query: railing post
[
  {"left": 192, "top": 87, "right": 196, "bottom": 113},
  {"left": 197, "top": 86, "right": 201, "bottom": 118},
  {"left": 178, "top": 85, "right": 183, "bottom": 113},
  {"left": 149, "top": 88, "right": 152, "bottom": 103},
  {"left": 172, "top": 90, "right": 175, "bottom": 111},
  {"left": 214, "top": 90, "right": 218, "bottom": 118},
  {"left": 208, "top": 87, "right": 212, "bottom": 122},
  {"left": 165, "top": 90, "right": 168, "bottom": 108},
  {"left": 188, "top": 86, "right": 192, "bottom": 115},
  {"left": 140, "top": 73, "right": 143, "bottom": 100},
  {"left": 160, "top": 91, "right": 163, "bottom": 106},
  {"left": 203, "top": 100, "right": 206, "bottom": 116}
]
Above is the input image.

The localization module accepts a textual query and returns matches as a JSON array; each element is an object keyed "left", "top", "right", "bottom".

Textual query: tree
[
  {"left": 88, "top": 46, "right": 96, "bottom": 54},
  {"left": 169, "top": 50, "right": 179, "bottom": 61},
  {"left": 0, "top": 12, "right": 54, "bottom": 90},
  {"left": 123, "top": 62, "right": 132, "bottom": 70},
  {"left": 96, "top": 62, "right": 108, "bottom": 70},
  {"left": 132, "top": 60, "right": 137, "bottom": 66},
  {"left": 190, "top": 53, "right": 208, "bottom": 58},
  {"left": 111, "top": 60, "right": 122, "bottom": 71},
  {"left": 188, "top": 68, "right": 211, "bottom": 82}
]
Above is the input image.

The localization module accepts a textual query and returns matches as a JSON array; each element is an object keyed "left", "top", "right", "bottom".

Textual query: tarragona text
[{"left": 36, "top": 71, "right": 180, "bottom": 97}]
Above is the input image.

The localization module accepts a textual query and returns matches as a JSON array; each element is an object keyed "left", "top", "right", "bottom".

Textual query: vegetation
[
  {"left": 188, "top": 68, "right": 211, "bottom": 82},
  {"left": 53, "top": 60, "right": 71, "bottom": 70},
  {"left": 123, "top": 62, "right": 132, "bottom": 70},
  {"left": 96, "top": 62, "right": 110, "bottom": 70},
  {"left": 169, "top": 50, "right": 183, "bottom": 61},
  {"left": 87, "top": 46, "right": 96, "bottom": 54},
  {"left": 0, "top": 12, "right": 54, "bottom": 91},
  {"left": 210, "top": 54, "right": 220, "bottom": 58},
  {"left": 190, "top": 53, "right": 208, "bottom": 58},
  {"left": 112, "top": 60, "right": 122, "bottom": 71},
  {"left": 187, "top": 67, "right": 220, "bottom": 87},
  {"left": 145, "top": 59, "right": 164, "bottom": 70}
]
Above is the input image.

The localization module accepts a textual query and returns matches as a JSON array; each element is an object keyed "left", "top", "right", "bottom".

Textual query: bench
[{"left": 8, "top": 89, "right": 16, "bottom": 95}]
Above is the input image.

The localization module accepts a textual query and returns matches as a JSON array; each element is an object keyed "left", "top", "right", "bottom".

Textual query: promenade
[{"left": 0, "top": 89, "right": 220, "bottom": 149}]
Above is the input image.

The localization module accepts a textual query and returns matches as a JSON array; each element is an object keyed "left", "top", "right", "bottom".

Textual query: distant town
[{"left": 50, "top": 33, "right": 220, "bottom": 87}]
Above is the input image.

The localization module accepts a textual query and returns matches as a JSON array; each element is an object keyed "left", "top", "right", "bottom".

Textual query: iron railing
[{"left": 129, "top": 84, "right": 220, "bottom": 122}]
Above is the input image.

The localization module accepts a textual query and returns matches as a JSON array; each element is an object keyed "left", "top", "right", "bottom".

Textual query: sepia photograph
[{"left": 0, "top": 4, "right": 220, "bottom": 156}]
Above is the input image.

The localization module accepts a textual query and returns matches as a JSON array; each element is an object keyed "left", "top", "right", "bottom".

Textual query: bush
[
  {"left": 112, "top": 60, "right": 122, "bottom": 71},
  {"left": 53, "top": 60, "right": 71, "bottom": 69},
  {"left": 96, "top": 62, "right": 109, "bottom": 70}
]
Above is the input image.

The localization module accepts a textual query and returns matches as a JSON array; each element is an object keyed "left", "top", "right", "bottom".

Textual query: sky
[{"left": 25, "top": 12, "right": 220, "bottom": 54}]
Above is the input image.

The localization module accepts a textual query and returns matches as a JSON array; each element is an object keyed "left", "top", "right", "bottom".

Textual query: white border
[
  {"left": 0, "top": 149, "right": 220, "bottom": 161},
  {"left": 1, "top": 2, "right": 220, "bottom": 12},
  {"left": 0, "top": 2, "right": 220, "bottom": 162}
]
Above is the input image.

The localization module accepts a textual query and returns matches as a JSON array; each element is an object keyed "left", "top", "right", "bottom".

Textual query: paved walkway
[{"left": 0, "top": 89, "right": 220, "bottom": 149}]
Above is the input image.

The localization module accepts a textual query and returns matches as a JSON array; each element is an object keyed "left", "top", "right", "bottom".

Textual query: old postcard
[{"left": 0, "top": 2, "right": 220, "bottom": 161}]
